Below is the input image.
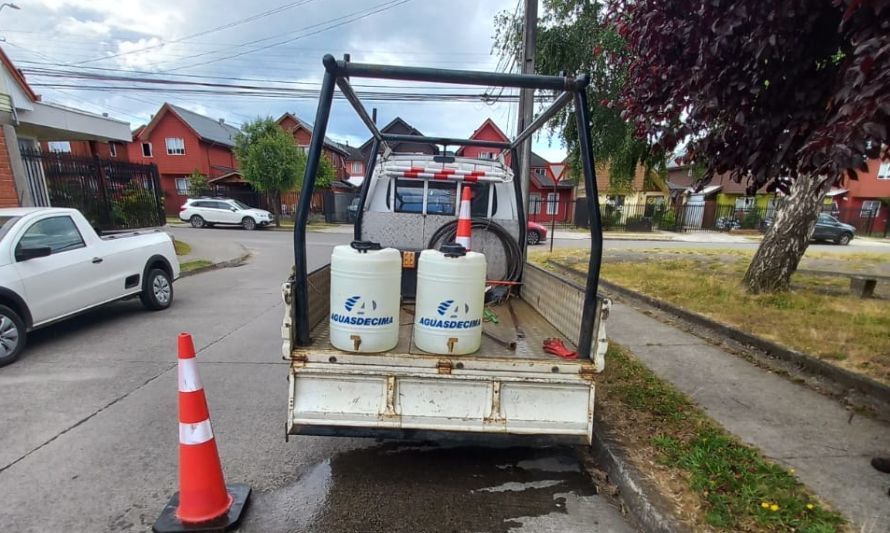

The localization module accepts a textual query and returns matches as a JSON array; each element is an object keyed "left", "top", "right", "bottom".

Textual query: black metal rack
[{"left": 293, "top": 54, "right": 604, "bottom": 359}]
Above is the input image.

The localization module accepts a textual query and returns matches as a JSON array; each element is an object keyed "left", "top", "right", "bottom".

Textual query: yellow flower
[
  {"left": 761, "top": 502, "right": 770, "bottom": 509},
  {"left": 806, "top": 503, "right": 814, "bottom": 510},
  {"left": 770, "top": 504, "right": 780, "bottom": 512},
  {"left": 789, "top": 468, "right": 796, "bottom": 474}
]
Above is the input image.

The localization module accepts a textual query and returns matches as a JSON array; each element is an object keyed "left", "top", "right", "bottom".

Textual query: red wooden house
[
  {"left": 837, "top": 159, "right": 890, "bottom": 235},
  {"left": 457, "top": 118, "right": 574, "bottom": 223},
  {"left": 127, "top": 103, "right": 240, "bottom": 214},
  {"left": 276, "top": 112, "right": 349, "bottom": 179}
]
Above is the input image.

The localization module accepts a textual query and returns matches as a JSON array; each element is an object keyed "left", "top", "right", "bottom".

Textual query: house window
[
  {"left": 478, "top": 152, "right": 495, "bottom": 160},
  {"left": 299, "top": 145, "right": 309, "bottom": 155},
  {"left": 47, "top": 141, "right": 71, "bottom": 153},
  {"left": 529, "top": 193, "right": 542, "bottom": 214},
  {"left": 109, "top": 143, "right": 117, "bottom": 157},
  {"left": 861, "top": 200, "right": 881, "bottom": 217},
  {"left": 878, "top": 162, "right": 890, "bottom": 180},
  {"left": 546, "top": 192, "right": 559, "bottom": 215},
  {"left": 142, "top": 143, "right": 153, "bottom": 157},
  {"left": 533, "top": 167, "right": 547, "bottom": 178},
  {"left": 735, "top": 196, "right": 756, "bottom": 210},
  {"left": 175, "top": 177, "right": 189, "bottom": 196},
  {"left": 165, "top": 137, "right": 185, "bottom": 155},
  {"left": 350, "top": 161, "right": 362, "bottom": 174}
]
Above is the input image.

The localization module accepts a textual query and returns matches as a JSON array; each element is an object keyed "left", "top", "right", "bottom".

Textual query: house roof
[
  {"left": 139, "top": 103, "right": 240, "bottom": 146},
  {"left": 529, "top": 151, "right": 549, "bottom": 168},
  {"left": 277, "top": 112, "right": 348, "bottom": 156},
  {"left": 530, "top": 169, "right": 574, "bottom": 189},
  {"left": 168, "top": 104, "right": 240, "bottom": 146},
  {"left": 339, "top": 142, "right": 364, "bottom": 161},
  {"left": 0, "top": 46, "right": 39, "bottom": 102},
  {"left": 359, "top": 116, "right": 431, "bottom": 153}
]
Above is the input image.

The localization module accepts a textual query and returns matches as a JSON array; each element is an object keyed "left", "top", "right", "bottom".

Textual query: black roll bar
[
  {"left": 335, "top": 77, "right": 386, "bottom": 146},
  {"left": 353, "top": 138, "right": 380, "bottom": 241},
  {"left": 293, "top": 54, "right": 603, "bottom": 360}
]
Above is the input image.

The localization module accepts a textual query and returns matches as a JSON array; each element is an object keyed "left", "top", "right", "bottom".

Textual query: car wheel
[
  {"left": 190, "top": 215, "right": 205, "bottom": 228},
  {"left": 0, "top": 305, "right": 26, "bottom": 367},
  {"left": 242, "top": 217, "right": 257, "bottom": 231},
  {"left": 141, "top": 268, "right": 174, "bottom": 310},
  {"left": 837, "top": 233, "right": 852, "bottom": 246},
  {"left": 527, "top": 230, "right": 541, "bottom": 245}
]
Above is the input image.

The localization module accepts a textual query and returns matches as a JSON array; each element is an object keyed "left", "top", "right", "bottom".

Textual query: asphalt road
[{"left": 0, "top": 226, "right": 633, "bottom": 533}]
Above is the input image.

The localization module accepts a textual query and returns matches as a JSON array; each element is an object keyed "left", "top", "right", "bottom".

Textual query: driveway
[{"left": 0, "top": 227, "right": 632, "bottom": 532}]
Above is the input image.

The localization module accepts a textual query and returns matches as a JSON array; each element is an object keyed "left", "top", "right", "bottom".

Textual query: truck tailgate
[{"left": 288, "top": 358, "right": 594, "bottom": 443}]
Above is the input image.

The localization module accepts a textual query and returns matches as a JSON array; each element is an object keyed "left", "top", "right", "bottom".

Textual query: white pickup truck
[
  {"left": 283, "top": 155, "right": 610, "bottom": 444},
  {"left": 0, "top": 207, "right": 180, "bottom": 366}
]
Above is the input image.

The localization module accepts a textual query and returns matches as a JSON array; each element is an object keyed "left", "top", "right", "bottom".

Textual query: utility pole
[{"left": 516, "top": 0, "right": 537, "bottom": 218}]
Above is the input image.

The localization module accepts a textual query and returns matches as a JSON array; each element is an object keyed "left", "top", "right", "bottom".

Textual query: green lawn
[
  {"left": 600, "top": 345, "right": 847, "bottom": 532},
  {"left": 180, "top": 259, "right": 213, "bottom": 273},
  {"left": 173, "top": 239, "right": 191, "bottom": 256},
  {"left": 534, "top": 249, "right": 890, "bottom": 386}
]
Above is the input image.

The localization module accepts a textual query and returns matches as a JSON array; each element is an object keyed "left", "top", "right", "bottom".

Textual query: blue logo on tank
[{"left": 332, "top": 296, "right": 391, "bottom": 326}]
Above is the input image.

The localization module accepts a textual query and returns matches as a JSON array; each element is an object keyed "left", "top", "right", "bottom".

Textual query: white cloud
[
  {"left": 55, "top": 17, "right": 112, "bottom": 38},
  {"left": 5, "top": 0, "right": 567, "bottom": 161}
]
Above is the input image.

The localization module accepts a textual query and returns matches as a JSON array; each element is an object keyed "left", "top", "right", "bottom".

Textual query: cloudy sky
[{"left": 1, "top": 0, "right": 566, "bottom": 160}]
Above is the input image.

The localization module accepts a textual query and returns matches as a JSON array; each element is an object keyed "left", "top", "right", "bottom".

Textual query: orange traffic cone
[
  {"left": 455, "top": 185, "right": 473, "bottom": 250},
  {"left": 153, "top": 333, "right": 250, "bottom": 533}
]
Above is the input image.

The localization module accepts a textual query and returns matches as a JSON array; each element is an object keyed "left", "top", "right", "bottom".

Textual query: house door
[{"left": 17, "top": 137, "right": 50, "bottom": 207}]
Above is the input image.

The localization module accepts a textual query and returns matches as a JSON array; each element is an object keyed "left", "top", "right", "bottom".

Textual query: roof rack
[{"left": 292, "top": 54, "right": 604, "bottom": 360}]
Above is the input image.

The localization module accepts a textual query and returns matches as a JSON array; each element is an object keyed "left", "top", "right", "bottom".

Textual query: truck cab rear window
[{"left": 393, "top": 179, "right": 457, "bottom": 215}]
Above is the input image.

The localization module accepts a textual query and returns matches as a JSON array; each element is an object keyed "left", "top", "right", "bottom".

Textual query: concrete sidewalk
[{"left": 605, "top": 300, "right": 890, "bottom": 530}]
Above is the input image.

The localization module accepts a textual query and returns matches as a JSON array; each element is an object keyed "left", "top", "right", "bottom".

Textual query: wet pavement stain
[{"left": 300, "top": 442, "right": 601, "bottom": 533}]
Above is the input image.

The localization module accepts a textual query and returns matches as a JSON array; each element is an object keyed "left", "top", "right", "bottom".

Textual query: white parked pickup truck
[{"left": 0, "top": 207, "right": 180, "bottom": 366}]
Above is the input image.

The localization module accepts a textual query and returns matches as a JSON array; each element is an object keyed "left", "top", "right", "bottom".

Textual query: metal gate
[{"left": 19, "top": 149, "right": 165, "bottom": 232}]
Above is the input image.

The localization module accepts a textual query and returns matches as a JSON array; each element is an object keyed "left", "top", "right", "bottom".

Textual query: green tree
[
  {"left": 315, "top": 155, "right": 337, "bottom": 189},
  {"left": 187, "top": 169, "right": 210, "bottom": 197},
  {"left": 494, "top": 0, "right": 665, "bottom": 190},
  {"left": 233, "top": 118, "right": 306, "bottom": 227}
]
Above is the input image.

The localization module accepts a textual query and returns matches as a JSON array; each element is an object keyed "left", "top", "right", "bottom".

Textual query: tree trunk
[
  {"left": 743, "top": 174, "right": 828, "bottom": 293},
  {"left": 273, "top": 191, "right": 282, "bottom": 228}
]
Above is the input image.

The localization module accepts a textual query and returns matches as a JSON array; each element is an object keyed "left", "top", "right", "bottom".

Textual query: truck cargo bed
[{"left": 300, "top": 297, "right": 572, "bottom": 361}]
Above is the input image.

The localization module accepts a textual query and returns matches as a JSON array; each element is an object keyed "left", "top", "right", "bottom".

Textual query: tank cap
[
  {"left": 350, "top": 240, "right": 383, "bottom": 253},
  {"left": 440, "top": 242, "right": 467, "bottom": 258}
]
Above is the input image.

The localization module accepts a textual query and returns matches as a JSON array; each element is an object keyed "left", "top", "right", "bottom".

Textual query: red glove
[{"left": 543, "top": 338, "right": 577, "bottom": 359}]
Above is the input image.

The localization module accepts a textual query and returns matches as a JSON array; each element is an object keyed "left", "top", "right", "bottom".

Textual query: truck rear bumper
[{"left": 287, "top": 362, "right": 595, "bottom": 444}]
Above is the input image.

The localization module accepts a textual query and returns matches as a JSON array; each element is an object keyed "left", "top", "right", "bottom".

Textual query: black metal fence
[
  {"left": 21, "top": 149, "right": 165, "bottom": 232},
  {"left": 572, "top": 198, "right": 888, "bottom": 236}
]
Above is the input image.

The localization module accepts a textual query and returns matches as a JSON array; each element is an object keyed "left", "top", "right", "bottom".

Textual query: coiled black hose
[{"left": 427, "top": 218, "right": 523, "bottom": 282}]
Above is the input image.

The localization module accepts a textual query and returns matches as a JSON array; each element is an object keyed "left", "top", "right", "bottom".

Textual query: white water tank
[
  {"left": 414, "top": 243, "right": 486, "bottom": 355},
  {"left": 329, "top": 241, "right": 402, "bottom": 352}
]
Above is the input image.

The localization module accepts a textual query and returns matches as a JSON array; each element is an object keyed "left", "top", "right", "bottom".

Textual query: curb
[
  {"left": 547, "top": 260, "right": 890, "bottom": 408},
  {"left": 588, "top": 418, "right": 691, "bottom": 533},
  {"left": 180, "top": 245, "right": 252, "bottom": 278}
]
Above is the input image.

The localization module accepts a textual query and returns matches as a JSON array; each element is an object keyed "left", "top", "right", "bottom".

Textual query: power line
[
  {"left": 20, "top": 64, "right": 502, "bottom": 91},
  {"left": 71, "top": 0, "right": 319, "bottom": 65},
  {"left": 161, "top": 0, "right": 414, "bottom": 73}
]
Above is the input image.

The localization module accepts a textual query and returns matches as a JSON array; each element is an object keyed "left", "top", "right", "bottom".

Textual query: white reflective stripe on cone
[
  {"left": 179, "top": 420, "right": 214, "bottom": 445},
  {"left": 458, "top": 201, "right": 471, "bottom": 219},
  {"left": 178, "top": 358, "right": 203, "bottom": 392},
  {"left": 456, "top": 236, "right": 471, "bottom": 248}
]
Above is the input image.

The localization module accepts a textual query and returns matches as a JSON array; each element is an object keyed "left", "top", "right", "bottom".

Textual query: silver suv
[{"left": 179, "top": 198, "right": 274, "bottom": 230}]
